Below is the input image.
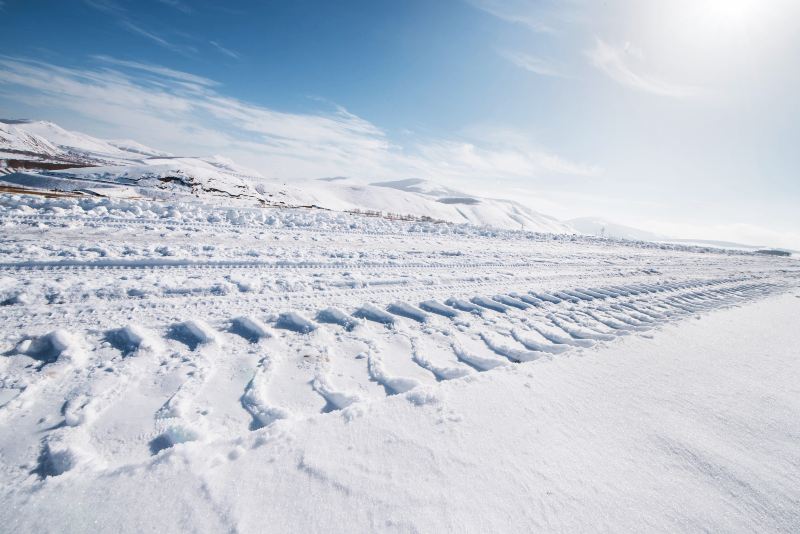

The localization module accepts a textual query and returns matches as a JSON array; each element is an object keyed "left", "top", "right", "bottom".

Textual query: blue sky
[{"left": 1, "top": 0, "right": 799, "bottom": 247}]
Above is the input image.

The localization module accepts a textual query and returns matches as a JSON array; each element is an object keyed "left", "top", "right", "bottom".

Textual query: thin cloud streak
[
  {"left": 82, "top": 0, "right": 125, "bottom": 15},
  {"left": 466, "top": 0, "right": 555, "bottom": 33},
  {"left": 155, "top": 0, "right": 193, "bottom": 13},
  {"left": 498, "top": 49, "right": 565, "bottom": 78},
  {"left": 121, "top": 21, "right": 197, "bottom": 55},
  {"left": 209, "top": 41, "right": 241, "bottom": 60},
  {"left": 586, "top": 39, "right": 699, "bottom": 98},
  {"left": 83, "top": 0, "right": 196, "bottom": 56},
  {"left": 91, "top": 55, "right": 217, "bottom": 87}
]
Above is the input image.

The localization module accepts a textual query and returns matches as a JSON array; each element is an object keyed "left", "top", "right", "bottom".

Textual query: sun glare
[{"left": 695, "top": 0, "right": 763, "bottom": 30}]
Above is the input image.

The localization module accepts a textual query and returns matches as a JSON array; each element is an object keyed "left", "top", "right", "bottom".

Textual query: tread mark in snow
[
  {"left": 240, "top": 354, "right": 292, "bottom": 430},
  {"left": 366, "top": 353, "right": 421, "bottom": 395}
]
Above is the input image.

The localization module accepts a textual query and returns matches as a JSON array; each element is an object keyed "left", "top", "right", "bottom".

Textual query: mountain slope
[
  {"left": 367, "top": 178, "right": 572, "bottom": 232},
  {"left": 567, "top": 217, "right": 665, "bottom": 241},
  {"left": 0, "top": 121, "right": 63, "bottom": 158},
  {"left": 2, "top": 120, "right": 170, "bottom": 161}
]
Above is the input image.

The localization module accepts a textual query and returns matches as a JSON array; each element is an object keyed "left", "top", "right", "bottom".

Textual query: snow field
[
  {"left": 0, "top": 193, "right": 797, "bottom": 532},
  {"left": 3, "top": 292, "right": 799, "bottom": 533},
  {"left": 0, "top": 271, "right": 791, "bottom": 483}
]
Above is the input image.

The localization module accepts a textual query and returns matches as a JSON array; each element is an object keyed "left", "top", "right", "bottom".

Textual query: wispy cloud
[
  {"left": 155, "top": 0, "right": 193, "bottom": 14},
  {"left": 498, "top": 49, "right": 565, "bottom": 78},
  {"left": 466, "top": 0, "right": 555, "bottom": 33},
  {"left": 0, "top": 56, "right": 596, "bottom": 187},
  {"left": 91, "top": 55, "right": 217, "bottom": 87},
  {"left": 120, "top": 21, "right": 197, "bottom": 55},
  {"left": 586, "top": 39, "right": 699, "bottom": 98},
  {"left": 419, "top": 125, "right": 599, "bottom": 179},
  {"left": 83, "top": 0, "right": 196, "bottom": 56},
  {"left": 209, "top": 41, "right": 241, "bottom": 60},
  {"left": 82, "top": 0, "right": 125, "bottom": 15}
]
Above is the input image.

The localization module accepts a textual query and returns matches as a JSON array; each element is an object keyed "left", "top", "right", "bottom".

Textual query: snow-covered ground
[{"left": 0, "top": 192, "right": 798, "bottom": 532}]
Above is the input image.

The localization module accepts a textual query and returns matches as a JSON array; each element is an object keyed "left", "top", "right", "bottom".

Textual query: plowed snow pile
[{"left": 0, "top": 192, "right": 798, "bottom": 532}]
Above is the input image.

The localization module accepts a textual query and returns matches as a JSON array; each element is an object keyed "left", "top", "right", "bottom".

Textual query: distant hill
[
  {"left": 1, "top": 119, "right": 573, "bottom": 233},
  {"left": 567, "top": 217, "right": 666, "bottom": 241}
]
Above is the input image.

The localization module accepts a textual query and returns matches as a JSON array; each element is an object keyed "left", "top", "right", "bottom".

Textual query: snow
[
  {"left": 353, "top": 303, "right": 398, "bottom": 326},
  {"left": 0, "top": 190, "right": 798, "bottom": 532},
  {"left": 316, "top": 307, "right": 360, "bottom": 330},
  {"left": 105, "top": 324, "right": 163, "bottom": 356},
  {"left": 2, "top": 292, "right": 799, "bottom": 532},
  {"left": 568, "top": 216, "right": 667, "bottom": 241},
  {"left": 230, "top": 316, "right": 273, "bottom": 341},
  {"left": 0, "top": 121, "right": 63, "bottom": 157},
  {"left": 386, "top": 301, "right": 430, "bottom": 323},
  {"left": 275, "top": 311, "right": 317, "bottom": 333},
  {"left": 15, "top": 329, "right": 86, "bottom": 366},
  {"left": 3, "top": 120, "right": 166, "bottom": 161},
  {"left": 1, "top": 119, "right": 577, "bottom": 232}
]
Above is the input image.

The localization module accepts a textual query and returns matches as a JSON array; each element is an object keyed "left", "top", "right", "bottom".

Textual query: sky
[{"left": 0, "top": 0, "right": 798, "bottom": 248}]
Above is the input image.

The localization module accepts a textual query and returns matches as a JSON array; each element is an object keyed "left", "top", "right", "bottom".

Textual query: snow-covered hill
[
  {"left": 0, "top": 121, "right": 63, "bottom": 158},
  {"left": 251, "top": 177, "right": 573, "bottom": 232},
  {"left": 370, "top": 178, "right": 570, "bottom": 231},
  {"left": 567, "top": 217, "right": 666, "bottom": 241},
  {"left": 0, "top": 119, "right": 574, "bottom": 233},
  {"left": 2, "top": 119, "right": 171, "bottom": 161}
]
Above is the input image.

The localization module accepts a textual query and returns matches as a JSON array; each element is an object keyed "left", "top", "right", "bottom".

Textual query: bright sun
[
  {"left": 703, "top": 0, "right": 761, "bottom": 24},
  {"left": 698, "top": 0, "right": 763, "bottom": 21}
]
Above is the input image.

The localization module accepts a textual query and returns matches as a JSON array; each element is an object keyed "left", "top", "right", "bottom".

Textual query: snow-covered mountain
[
  {"left": 0, "top": 119, "right": 574, "bottom": 233},
  {"left": 0, "top": 121, "right": 63, "bottom": 158},
  {"left": 1, "top": 119, "right": 172, "bottom": 160}
]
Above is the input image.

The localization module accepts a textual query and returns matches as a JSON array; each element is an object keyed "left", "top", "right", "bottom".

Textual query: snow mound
[
  {"left": 15, "top": 329, "right": 86, "bottom": 366},
  {"left": 168, "top": 320, "right": 219, "bottom": 349},
  {"left": 386, "top": 301, "right": 430, "bottom": 323},
  {"left": 419, "top": 300, "right": 460, "bottom": 318},
  {"left": 275, "top": 312, "right": 317, "bottom": 334},
  {"left": 353, "top": 304, "right": 396, "bottom": 326},
  {"left": 106, "top": 324, "right": 162, "bottom": 356},
  {"left": 316, "top": 307, "right": 359, "bottom": 331},
  {"left": 231, "top": 316, "right": 273, "bottom": 342}
]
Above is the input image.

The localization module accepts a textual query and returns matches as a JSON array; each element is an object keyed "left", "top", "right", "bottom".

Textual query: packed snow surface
[{"left": 0, "top": 192, "right": 798, "bottom": 532}]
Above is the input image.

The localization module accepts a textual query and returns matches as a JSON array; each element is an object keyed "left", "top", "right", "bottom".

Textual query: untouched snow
[{"left": 0, "top": 192, "right": 798, "bottom": 532}]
